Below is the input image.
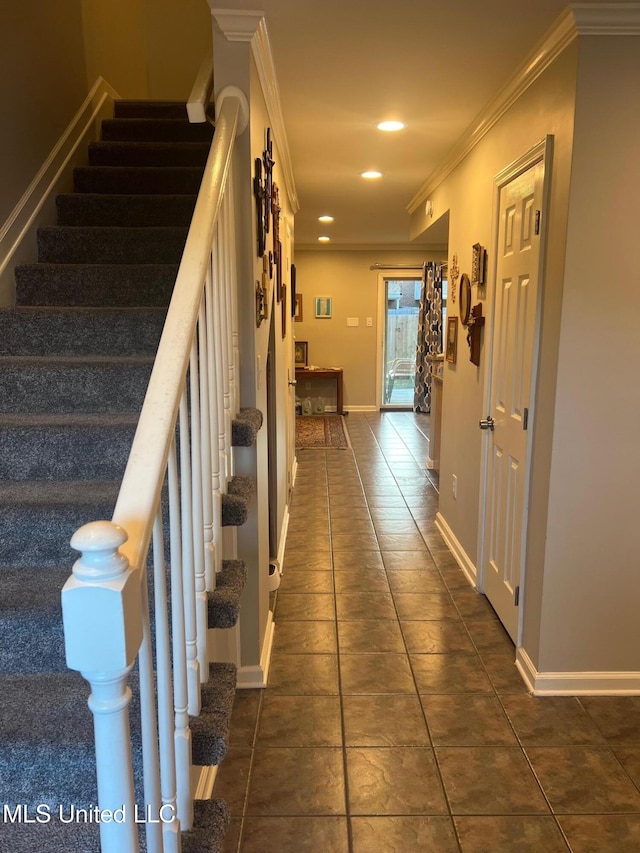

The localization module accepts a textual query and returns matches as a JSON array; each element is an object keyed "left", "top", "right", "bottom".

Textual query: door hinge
[
  {"left": 534, "top": 210, "right": 541, "bottom": 235},
  {"left": 523, "top": 407, "right": 529, "bottom": 430},
  {"left": 514, "top": 585, "right": 520, "bottom": 606}
]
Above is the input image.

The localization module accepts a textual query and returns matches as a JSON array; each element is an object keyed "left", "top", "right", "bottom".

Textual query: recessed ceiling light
[
  {"left": 318, "top": 236, "right": 331, "bottom": 242},
  {"left": 361, "top": 171, "right": 382, "bottom": 179},
  {"left": 377, "top": 121, "right": 405, "bottom": 132},
  {"left": 318, "top": 215, "right": 334, "bottom": 223}
]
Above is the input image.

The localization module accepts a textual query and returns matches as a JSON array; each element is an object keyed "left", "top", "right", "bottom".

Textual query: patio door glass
[{"left": 382, "top": 277, "right": 421, "bottom": 408}]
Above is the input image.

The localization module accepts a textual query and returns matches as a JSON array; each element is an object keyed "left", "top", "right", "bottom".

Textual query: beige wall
[
  {"left": 410, "top": 43, "right": 579, "bottom": 672},
  {"left": 0, "top": 1, "right": 88, "bottom": 225},
  {"left": 81, "top": 0, "right": 148, "bottom": 99},
  {"left": 294, "top": 249, "right": 444, "bottom": 409},
  {"left": 537, "top": 36, "right": 640, "bottom": 673}
]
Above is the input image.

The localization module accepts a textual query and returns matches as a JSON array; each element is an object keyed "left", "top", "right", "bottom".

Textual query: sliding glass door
[{"left": 381, "top": 277, "right": 421, "bottom": 409}]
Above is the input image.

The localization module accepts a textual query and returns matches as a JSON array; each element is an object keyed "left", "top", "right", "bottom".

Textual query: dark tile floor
[{"left": 216, "top": 412, "right": 640, "bottom": 852}]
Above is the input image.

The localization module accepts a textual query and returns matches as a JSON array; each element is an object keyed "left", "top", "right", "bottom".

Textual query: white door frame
[{"left": 476, "top": 136, "right": 554, "bottom": 646}]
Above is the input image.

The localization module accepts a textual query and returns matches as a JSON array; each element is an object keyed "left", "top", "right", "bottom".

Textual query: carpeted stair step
[
  {"left": 190, "top": 662, "right": 237, "bottom": 765},
  {"left": 0, "top": 355, "right": 153, "bottom": 414},
  {"left": 232, "top": 407, "right": 264, "bottom": 447},
  {"left": 0, "top": 669, "right": 235, "bottom": 810},
  {"left": 74, "top": 165, "right": 205, "bottom": 195},
  {"left": 89, "top": 141, "right": 211, "bottom": 167},
  {"left": 0, "top": 798, "right": 230, "bottom": 853},
  {"left": 56, "top": 192, "right": 198, "bottom": 226},
  {"left": 221, "top": 476, "right": 256, "bottom": 527},
  {"left": 15, "top": 263, "right": 178, "bottom": 307},
  {"left": 0, "top": 307, "right": 166, "bottom": 356},
  {"left": 37, "top": 225, "right": 188, "bottom": 265},
  {"left": 0, "top": 567, "right": 69, "bottom": 674},
  {"left": 114, "top": 99, "right": 190, "bottom": 120},
  {"left": 102, "top": 117, "right": 214, "bottom": 143},
  {"left": 208, "top": 560, "right": 247, "bottom": 629},
  {"left": 0, "top": 413, "right": 138, "bottom": 480},
  {"left": 0, "top": 480, "right": 119, "bottom": 569}
]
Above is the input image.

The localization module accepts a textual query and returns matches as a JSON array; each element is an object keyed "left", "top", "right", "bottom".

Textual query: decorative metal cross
[{"left": 449, "top": 253, "right": 460, "bottom": 304}]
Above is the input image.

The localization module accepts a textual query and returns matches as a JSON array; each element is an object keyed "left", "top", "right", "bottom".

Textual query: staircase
[{"left": 0, "top": 100, "right": 260, "bottom": 851}]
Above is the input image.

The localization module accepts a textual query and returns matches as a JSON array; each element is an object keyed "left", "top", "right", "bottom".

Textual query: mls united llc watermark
[{"left": 4, "top": 804, "right": 176, "bottom": 825}]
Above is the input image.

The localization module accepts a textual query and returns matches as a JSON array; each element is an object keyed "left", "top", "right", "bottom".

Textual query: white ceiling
[{"left": 218, "top": 1, "right": 605, "bottom": 247}]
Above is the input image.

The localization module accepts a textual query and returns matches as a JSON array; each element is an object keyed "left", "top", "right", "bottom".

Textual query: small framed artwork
[
  {"left": 315, "top": 296, "right": 332, "bottom": 318},
  {"left": 294, "top": 293, "right": 303, "bottom": 322},
  {"left": 446, "top": 317, "right": 458, "bottom": 364},
  {"left": 294, "top": 340, "right": 308, "bottom": 367}
]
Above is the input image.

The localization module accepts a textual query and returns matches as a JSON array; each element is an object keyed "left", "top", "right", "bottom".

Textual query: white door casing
[{"left": 480, "top": 139, "right": 551, "bottom": 644}]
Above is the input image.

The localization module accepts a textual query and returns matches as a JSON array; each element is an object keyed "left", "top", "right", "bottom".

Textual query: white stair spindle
[
  {"left": 168, "top": 440, "right": 194, "bottom": 832},
  {"left": 179, "top": 388, "right": 201, "bottom": 714},
  {"left": 152, "top": 509, "right": 181, "bottom": 853},
  {"left": 212, "top": 232, "right": 228, "bottom": 484},
  {"left": 205, "top": 261, "right": 223, "bottom": 577},
  {"left": 190, "top": 334, "right": 210, "bottom": 682},
  {"left": 63, "top": 521, "right": 141, "bottom": 853},
  {"left": 198, "top": 296, "right": 215, "bottom": 592}
]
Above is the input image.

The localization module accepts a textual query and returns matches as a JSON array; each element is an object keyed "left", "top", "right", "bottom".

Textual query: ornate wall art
[
  {"left": 446, "top": 316, "right": 458, "bottom": 364},
  {"left": 281, "top": 283, "right": 287, "bottom": 339},
  {"left": 255, "top": 279, "right": 267, "bottom": 327},
  {"left": 449, "top": 253, "right": 459, "bottom": 304},
  {"left": 467, "top": 303, "right": 485, "bottom": 366},
  {"left": 253, "top": 157, "right": 265, "bottom": 257},
  {"left": 263, "top": 128, "right": 274, "bottom": 234},
  {"left": 472, "top": 243, "right": 487, "bottom": 286}
]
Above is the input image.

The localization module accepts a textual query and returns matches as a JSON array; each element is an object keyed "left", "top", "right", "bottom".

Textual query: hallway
[{"left": 217, "top": 412, "right": 640, "bottom": 852}]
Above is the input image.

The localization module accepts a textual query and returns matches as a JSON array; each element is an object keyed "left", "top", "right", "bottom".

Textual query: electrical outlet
[
  {"left": 366, "top": 317, "right": 373, "bottom": 327},
  {"left": 452, "top": 474, "right": 458, "bottom": 499}
]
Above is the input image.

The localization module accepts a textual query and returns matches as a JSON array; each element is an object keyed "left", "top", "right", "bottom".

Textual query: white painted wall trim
[
  {"left": 517, "top": 647, "right": 640, "bottom": 695},
  {"left": 211, "top": 8, "right": 299, "bottom": 213},
  {"left": 435, "top": 512, "right": 477, "bottom": 589},
  {"left": 408, "top": 4, "right": 640, "bottom": 212},
  {"left": 291, "top": 455, "right": 298, "bottom": 487},
  {"left": 275, "top": 503, "right": 289, "bottom": 576},
  {"left": 345, "top": 405, "right": 378, "bottom": 413},
  {"left": 236, "top": 609, "right": 274, "bottom": 688},
  {"left": 0, "top": 76, "right": 119, "bottom": 306}
]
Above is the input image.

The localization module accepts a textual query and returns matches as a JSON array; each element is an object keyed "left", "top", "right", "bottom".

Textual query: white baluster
[
  {"left": 225, "top": 171, "right": 240, "bottom": 419},
  {"left": 168, "top": 440, "right": 194, "bottom": 831},
  {"left": 178, "top": 389, "right": 201, "bottom": 715},
  {"left": 212, "top": 232, "right": 229, "bottom": 484},
  {"left": 198, "top": 295, "right": 215, "bottom": 592},
  {"left": 152, "top": 510, "right": 181, "bottom": 853},
  {"left": 206, "top": 259, "right": 223, "bottom": 577},
  {"left": 62, "top": 521, "right": 141, "bottom": 853},
  {"left": 190, "top": 334, "right": 210, "bottom": 682}
]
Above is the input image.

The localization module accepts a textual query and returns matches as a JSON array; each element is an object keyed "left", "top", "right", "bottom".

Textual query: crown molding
[
  {"left": 407, "top": 3, "right": 640, "bottom": 214},
  {"left": 572, "top": 2, "right": 640, "bottom": 34},
  {"left": 212, "top": 9, "right": 299, "bottom": 214}
]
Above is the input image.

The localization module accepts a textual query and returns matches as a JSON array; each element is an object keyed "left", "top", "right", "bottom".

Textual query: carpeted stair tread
[
  {"left": 56, "top": 192, "right": 198, "bottom": 226},
  {"left": 0, "top": 413, "right": 138, "bottom": 480},
  {"left": 74, "top": 165, "right": 206, "bottom": 195},
  {"left": 228, "top": 475, "right": 256, "bottom": 500},
  {"left": 37, "top": 225, "right": 188, "bottom": 264},
  {"left": 0, "top": 798, "right": 230, "bottom": 853},
  {"left": 232, "top": 407, "right": 264, "bottom": 446},
  {"left": 102, "top": 117, "right": 214, "bottom": 143},
  {"left": 15, "top": 263, "right": 178, "bottom": 307},
  {"left": 0, "top": 480, "right": 119, "bottom": 568},
  {"left": 208, "top": 560, "right": 247, "bottom": 629},
  {"left": 0, "top": 307, "right": 166, "bottom": 356},
  {"left": 114, "top": 99, "right": 190, "bottom": 119},
  {"left": 190, "top": 662, "right": 237, "bottom": 766},
  {"left": 0, "top": 355, "right": 153, "bottom": 414},
  {"left": 0, "top": 567, "right": 69, "bottom": 674},
  {"left": 89, "top": 140, "right": 211, "bottom": 167}
]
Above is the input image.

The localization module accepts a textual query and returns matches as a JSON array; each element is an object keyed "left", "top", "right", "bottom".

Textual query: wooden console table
[{"left": 295, "top": 367, "right": 344, "bottom": 415}]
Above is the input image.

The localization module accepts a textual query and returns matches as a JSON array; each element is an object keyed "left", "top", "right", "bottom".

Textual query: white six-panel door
[{"left": 482, "top": 154, "right": 545, "bottom": 642}]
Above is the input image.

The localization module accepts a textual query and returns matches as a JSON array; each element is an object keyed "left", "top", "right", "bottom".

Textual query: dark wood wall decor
[{"left": 467, "top": 303, "right": 485, "bottom": 366}]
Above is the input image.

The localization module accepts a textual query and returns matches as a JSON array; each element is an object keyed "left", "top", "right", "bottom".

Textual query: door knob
[{"left": 479, "top": 416, "right": 495, "bottom": 431}]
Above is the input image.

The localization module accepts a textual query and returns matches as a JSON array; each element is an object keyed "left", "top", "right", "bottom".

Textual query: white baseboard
[
  {"left": 435, "top": 512, "right": 477, "bottom": 588},
  {"left": 236, "top": 609, "right": 274, "bottom": 689},
  {"left": 276, "top": 504, "right": 289, "bottom": 575},
  {"left": 0, "top": 76, "right": 119, "bottom": 306},
  {"left": 426, "top": 456, "right": 439, "bottom": 470},
  {"left": 345, "top": 405, "right": 377, "bottom": 413},
  {"left": 191, "top": 764, "right": 218, "bottom": 800},
  {"left": 516, "top": 647, "right": 640, "bottom": 695},
  {"left": 291, "top": 456, "right": 298, "bottom": 487}
]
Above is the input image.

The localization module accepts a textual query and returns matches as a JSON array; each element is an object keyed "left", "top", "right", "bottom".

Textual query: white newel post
[{"left": 62, "top": 521, "right": 143, "bottom": 853}]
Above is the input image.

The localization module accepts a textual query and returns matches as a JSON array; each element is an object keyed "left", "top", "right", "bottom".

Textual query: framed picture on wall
[
  {"left": 294, "top": 293, "right": 303, "bottom": 322},
  {"left": 446, "top": 317, "right": 458, "bottom": 364},
  {"left": 294, "top": 340, "right": 308, "bottom": 367},
  {"left": 315, "top": 296, "right": 332, "bottom": 318}
]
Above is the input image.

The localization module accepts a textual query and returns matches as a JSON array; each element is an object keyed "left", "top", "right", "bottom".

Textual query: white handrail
[{"left": 187, "top": 54, "right": 214, "bottom": 123}]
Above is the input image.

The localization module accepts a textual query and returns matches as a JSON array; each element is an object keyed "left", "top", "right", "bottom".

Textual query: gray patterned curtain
[{"left": 414, "top": 262, "right": 443, "bottom": 413}]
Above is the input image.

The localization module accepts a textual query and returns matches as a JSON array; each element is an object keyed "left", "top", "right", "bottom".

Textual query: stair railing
[{"left": 62, "top": 90, "right": 246, "bottom": 853}]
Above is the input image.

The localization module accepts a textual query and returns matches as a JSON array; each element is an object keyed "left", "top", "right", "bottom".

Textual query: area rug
[{"left": 295, "top": 415, "right": 350, "bottom": 449}]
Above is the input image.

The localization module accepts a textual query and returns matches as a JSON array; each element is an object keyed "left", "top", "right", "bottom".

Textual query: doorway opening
[{"left": 380, "top": 276, "right": 421, "bottom": 409}]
